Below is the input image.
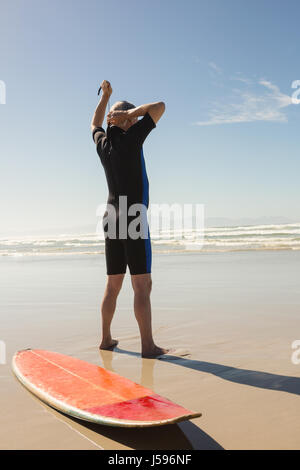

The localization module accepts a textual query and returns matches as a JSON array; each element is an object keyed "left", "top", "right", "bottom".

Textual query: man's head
[{"left": 108, "top": 101, "right": 138, "bottom": 131}]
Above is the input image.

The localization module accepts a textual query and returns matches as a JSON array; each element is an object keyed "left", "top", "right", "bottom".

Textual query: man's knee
[
  {"left": 105, "top": 275, "right": 124, "bottom": 296},
  {"left": 132, "top": 275, "right": 152, "bottom": 296},
  {"left": 105, "top": 285, "right": 121, "bottom": 297}
]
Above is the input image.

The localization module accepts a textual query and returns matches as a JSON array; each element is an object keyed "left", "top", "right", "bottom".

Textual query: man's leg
[
  {"left": 131, "top": 273, "right": 169, "bottom": 358},
  {"left": 100, "top": 273, "right": 125, "bottom": 350}
]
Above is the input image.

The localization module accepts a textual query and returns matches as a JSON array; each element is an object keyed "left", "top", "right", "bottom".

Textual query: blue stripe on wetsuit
[{"left": 140, "top": 147, "right": 151, "bottom": 272}]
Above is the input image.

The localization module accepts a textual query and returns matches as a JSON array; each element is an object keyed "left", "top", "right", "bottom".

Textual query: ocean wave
[{"left": 1, "top": 222, "right": 300, "bottom": 256}]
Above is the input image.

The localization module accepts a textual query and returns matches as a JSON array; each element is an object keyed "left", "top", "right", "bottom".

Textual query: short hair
[{"left": 109, "top": 100, "right": 135, "bottom": 113}]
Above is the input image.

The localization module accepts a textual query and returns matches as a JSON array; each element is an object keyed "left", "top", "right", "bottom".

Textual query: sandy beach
[{"left": 0, "top": 249, "right": 299, "bottom": 449}]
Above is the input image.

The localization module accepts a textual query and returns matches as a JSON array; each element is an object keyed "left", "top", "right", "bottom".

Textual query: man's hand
[
  {"left": 100, "top": 80, "right": 112, "bottom": 97},
  {"left": 107, "top": 110, "right": 128, "bottom": 126}
]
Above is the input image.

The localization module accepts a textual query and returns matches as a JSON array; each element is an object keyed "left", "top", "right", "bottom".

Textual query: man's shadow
[{"left": 111, "top": 347, "right": 300, "bottom": 396}]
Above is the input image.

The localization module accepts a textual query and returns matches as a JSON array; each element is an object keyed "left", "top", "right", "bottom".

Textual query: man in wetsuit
[{"left": 91, "top": 80, "right": 168, "bottom": 358}]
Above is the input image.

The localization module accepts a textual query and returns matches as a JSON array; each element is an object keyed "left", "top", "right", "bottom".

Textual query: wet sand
[{"left": 1, "top": 250, "right": 300, "bottom": 449}]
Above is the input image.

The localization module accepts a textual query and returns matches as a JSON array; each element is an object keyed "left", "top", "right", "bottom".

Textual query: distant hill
[{"left": 204, "top": 216, "right": 299, "bottom": 227}]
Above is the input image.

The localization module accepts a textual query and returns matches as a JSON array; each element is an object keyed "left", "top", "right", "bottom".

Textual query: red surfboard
[{"left": 12, "top": 349, "right": 201, "bottom": 427}]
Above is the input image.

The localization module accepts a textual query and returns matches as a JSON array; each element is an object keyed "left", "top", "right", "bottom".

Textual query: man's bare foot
[
  {"left": 99, "top": 339, "right": 119, "bottom": 351},
  {"left": 142, "top": 345, "right": 170, "bottom": 359}
]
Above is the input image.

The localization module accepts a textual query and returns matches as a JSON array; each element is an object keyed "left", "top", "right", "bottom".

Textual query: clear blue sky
[{"left": 1, "top": 0, "right": 299, "bottom": 235}]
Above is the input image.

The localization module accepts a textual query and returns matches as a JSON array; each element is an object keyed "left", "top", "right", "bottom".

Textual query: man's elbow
[
  {"left": 158, "top": 101, "right": 166, "bottom": 117},
  {"left": 148, "top": 101, "right": 166, "bottom": 125}
]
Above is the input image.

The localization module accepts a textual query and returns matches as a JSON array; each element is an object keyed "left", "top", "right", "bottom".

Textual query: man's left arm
[{"left": 91, "top": 80, "right": 112, "bottom": 131}]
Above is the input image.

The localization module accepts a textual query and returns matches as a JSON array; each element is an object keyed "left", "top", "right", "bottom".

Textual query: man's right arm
[{"left": 127, "top": 101, "right": 165, "bottom": 125}]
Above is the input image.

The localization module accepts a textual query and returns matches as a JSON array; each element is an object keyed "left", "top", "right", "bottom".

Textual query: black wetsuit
[{"left": 92, "top": 112, "right": 156, "bottom": 275}]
